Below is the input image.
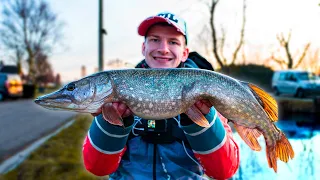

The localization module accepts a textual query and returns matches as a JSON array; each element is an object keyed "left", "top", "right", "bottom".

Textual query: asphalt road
[{"left": 0, "top": 99, "right": 76, "bottom": 163}]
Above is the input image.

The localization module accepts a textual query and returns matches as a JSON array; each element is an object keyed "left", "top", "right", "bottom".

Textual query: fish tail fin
[
  {"left": 276, "top": 132, "right": 295, "bottom": 163},
  {"left": 266, "top": 131, "right": 295, "bottom": 173},
  {"left": 242, "top": 82, "right": 278, "bottom": 122},
  {"left": 234, "top": 123, "right": 262, "bottom": 151},
  {"left": 266, "top": 146, "right": 278, "bottom": 172}
]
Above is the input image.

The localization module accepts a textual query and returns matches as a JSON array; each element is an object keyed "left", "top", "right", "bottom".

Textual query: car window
[
  {"left": 284, "top": 73, "right": 297, "bottom": 81},
  {"left": 296, "top": 72, "right": 319, "bottom": 80},
  {"left": 284, "top": 73, "right": 291, "bottom": 80},
  {"left": 279, "top": 73, "right": 286, "bottom": 80}
]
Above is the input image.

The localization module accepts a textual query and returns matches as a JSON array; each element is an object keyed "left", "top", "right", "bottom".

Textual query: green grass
[{"left": 0, "top": 114, "right": 108, "bottom": 180}]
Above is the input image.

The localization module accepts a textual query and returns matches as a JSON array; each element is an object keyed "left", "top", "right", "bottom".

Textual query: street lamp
[{"left": 98, "top": 0, "right": 107, "bottom": 72}]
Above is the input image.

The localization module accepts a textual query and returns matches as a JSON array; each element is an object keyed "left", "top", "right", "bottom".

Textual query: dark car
[{"left": 0, "top": 65, "right": 23, "bottom": 101}]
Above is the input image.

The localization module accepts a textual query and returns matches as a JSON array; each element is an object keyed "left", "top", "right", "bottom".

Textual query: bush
[{"left": 218, "top": 64, "right": 274, "bottom": 92}]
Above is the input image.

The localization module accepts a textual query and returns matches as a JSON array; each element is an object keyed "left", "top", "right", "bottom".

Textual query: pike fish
[{"left": 34, "top": 68, "right": 294, "bottom": 172}]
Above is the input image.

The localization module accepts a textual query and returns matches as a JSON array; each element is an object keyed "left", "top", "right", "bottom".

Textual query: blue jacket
[{"left": 82, "top": 59, "right": 239, "bottom": 179}]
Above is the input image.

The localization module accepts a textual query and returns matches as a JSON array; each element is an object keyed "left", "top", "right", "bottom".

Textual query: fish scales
[{"left": 34, "top": 68, "right": 294, "bottom": 172}]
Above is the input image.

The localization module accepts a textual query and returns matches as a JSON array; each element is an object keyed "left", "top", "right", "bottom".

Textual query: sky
[{"left": 1, "top": 0, "right": 320, "bottom": 82}]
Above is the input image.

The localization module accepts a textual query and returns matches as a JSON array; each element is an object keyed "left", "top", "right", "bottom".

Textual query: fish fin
[
  {"left": 244, "top": 82, "right": 278, "bottom": 122},
  {"left": 266, "top": 131, "right": 295, "bottom": 173},
  {"left": 276, "top": 132, "right": 295, "bottom": 163},
  {"left": 233, "top": 123, "right": 262, "bottom": 151},
  {"left": 184, "top": 105, "right": 210, "bottom": 127},
  {"left": 266, "top": 146, "right": 278, "bottom": 172},
  {"left": 101, "top": 103, "right": 124, "bottom": 127}
]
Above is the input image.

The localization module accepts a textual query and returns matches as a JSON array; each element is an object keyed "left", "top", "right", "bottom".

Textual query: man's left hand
[{"left": 194, "top": 99, "right": 212, "bottom": 115}]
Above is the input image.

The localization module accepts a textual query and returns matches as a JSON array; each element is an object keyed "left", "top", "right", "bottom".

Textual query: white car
[{"left": 272, "top": 70, "right": 320, "bottom": 98}]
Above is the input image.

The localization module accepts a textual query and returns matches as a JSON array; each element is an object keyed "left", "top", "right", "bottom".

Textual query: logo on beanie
[{"left": 157, "top": 13, "right": 178, "bottom": 23}]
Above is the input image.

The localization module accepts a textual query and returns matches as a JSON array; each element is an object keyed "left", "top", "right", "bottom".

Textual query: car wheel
[
  {"left": 274, "top": 87, "right": 280, "bottom": 96},
  {"left": 295, "top": 88, "right": 304, "bottom": 98},
  {"left": 0, "top": 93, "right": 3, "bottom": 101}
]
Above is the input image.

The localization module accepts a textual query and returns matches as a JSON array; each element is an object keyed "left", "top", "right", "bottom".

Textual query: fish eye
[{"left": 66, "top": 83, "right": 76, "bottom": 91}]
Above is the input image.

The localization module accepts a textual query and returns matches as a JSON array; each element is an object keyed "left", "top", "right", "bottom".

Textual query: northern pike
[{"left": 34, "top": 68, "right": 294, "bottom": 172}]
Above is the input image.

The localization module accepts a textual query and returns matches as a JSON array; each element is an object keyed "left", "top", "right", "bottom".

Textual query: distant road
[{"left": 0, "top": 99, "right": 76, "bottom": 163}]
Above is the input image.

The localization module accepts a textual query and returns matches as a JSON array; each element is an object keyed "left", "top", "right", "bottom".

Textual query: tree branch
[
  {"left": 276, "top": 30, "right": 293, "bottom": 68},
  {"left": 209, "top": 0, "right": 224, "bottom": 68},
  {"left": 231, "top": 0, "right": 246, "bottom": 65},
  {"left": 219, "top": 25, "right": 228, "bottom": 65},
  {"left": 293, "top": 43, "right": 311, "bottom": 69}
]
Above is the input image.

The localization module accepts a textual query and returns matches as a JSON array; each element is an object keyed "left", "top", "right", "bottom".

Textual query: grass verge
[{"left": 0, "top": 114, "right": 107, "bottom": 180}]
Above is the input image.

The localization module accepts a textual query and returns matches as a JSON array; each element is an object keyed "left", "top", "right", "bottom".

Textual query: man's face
[{"left": 142, "top": 25, "right": 189, "bottom": 68}]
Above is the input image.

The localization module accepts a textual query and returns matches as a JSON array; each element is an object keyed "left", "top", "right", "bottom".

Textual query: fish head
[{"left": 34, "top": 73, "right": 113, "bottom": 113}]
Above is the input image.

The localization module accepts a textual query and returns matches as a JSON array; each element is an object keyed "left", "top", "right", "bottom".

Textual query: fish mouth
[{"left": 34, "top": 96, "right": 85, "bottom": 112}]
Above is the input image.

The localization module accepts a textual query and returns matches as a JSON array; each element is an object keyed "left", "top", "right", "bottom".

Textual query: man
[{"left": 82, "top": 11, "right": 239, "bottom": 180}]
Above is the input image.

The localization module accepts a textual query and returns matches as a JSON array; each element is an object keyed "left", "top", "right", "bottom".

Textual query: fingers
[
  {"left": 91, "top": 102, "right": 132, "bottom": 118},
  {"left": 122, "top": 108, "right": 132, "bottom": 117},
  {"left": 112, "top": 102, "right": 132, "bottom": 117},
  {"left": 202, "top": 99, "right": 212, "bottom": 108},
  {"left": 195, "top": 100, "right": 212, "bottom": 115},
  {"left": 91, "top": 108, "right": 102, "bottom": 117}
]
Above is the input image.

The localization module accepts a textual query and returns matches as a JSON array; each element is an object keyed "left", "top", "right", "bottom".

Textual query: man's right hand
[{"left": 91, "top": 102, "right": 133, "bottom": 118}]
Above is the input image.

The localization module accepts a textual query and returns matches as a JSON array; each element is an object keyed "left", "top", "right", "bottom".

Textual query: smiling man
[{"left": 82, "top": 11, "right": 240, "bottom": 180}]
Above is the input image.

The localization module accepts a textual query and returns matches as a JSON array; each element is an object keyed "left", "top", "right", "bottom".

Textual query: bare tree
[
  {"left": 207, "top": 0, "right": 247, "bottom": 69},
  {"left": 35, "top": 52, "right": 54, "bottom": 84},
  {"left": 271, "top": 30, "right": 311, "bottom": 69},
  {"left": 0, "top": 0, "right": 63, "bottom": 83},
  {"left": 195, "top": 25, "right": 213, "bottom": 61}
]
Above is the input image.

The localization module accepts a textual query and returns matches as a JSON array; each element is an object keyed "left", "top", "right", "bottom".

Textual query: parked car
[
  {"left": 272, "top": 70, "right": 320, "bottom": 98},
  {"left": 0, "top": 65, "right": 24, "bottom": 101}
]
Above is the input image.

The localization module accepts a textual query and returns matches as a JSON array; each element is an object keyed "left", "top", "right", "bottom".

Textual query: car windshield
[{"left": 296, "top": 72, "right": 319, "bottom": 81}]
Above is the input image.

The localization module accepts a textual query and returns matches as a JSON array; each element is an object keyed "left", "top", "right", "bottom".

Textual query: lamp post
[{"left": 98, "top": 0, "right": 106, "bottom": 72}]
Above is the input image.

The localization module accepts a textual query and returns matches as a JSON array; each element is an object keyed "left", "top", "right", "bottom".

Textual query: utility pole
[{"left": 98, "top": 0, "right": 106, "bottom": 72}]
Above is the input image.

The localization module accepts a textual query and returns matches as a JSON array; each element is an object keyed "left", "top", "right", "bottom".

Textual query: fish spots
[
  {"left": 132, "top": 107, "right": 138, "bottom": 112},
  {"left": 129, "top": 87, "right": 133, "bottom": 90},
  {"left": 172, "top": 102, "right": 176, "bottom": 106},
  {"left": 137, "top": 104, "right": 141, "bottom": 107},
  {"left": 139, "top": 98, "right": 142, "bottom": 101},
  {"left": 143, "top": 109, "right": 150, "bottom": 114},
  {"left": 149, "top": 103, "right": 153, "bottom": 108}
]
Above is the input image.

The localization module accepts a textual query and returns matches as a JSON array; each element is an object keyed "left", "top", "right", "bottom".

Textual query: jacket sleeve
[
  {"left": 180, "top": 107, "right": 240, "bottom": 180},
  {"left": 82, "top": 114, "right": 133, "bottom": 176}
]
